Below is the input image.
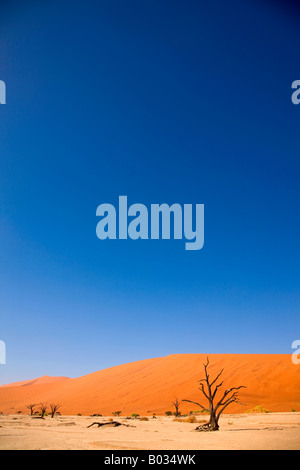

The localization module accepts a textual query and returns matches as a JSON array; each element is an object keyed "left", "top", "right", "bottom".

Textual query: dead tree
[
  {"left": 39, "top": 403, "right": 48, "bottom": 419},
  {"left": 49, "top": 403, "right": 61, "bottom": 418},
  {"left": 171, "top": 397, "right": 181, "bottom": 417},
  {"left": 26, "top": 404, "right": 37, "bottom": 416},
  {"left": 87, "top": 421, "right": 135, "bottom": 428},
  {"left": 183, "top": 357, "right": 246, "bottom": 431}
]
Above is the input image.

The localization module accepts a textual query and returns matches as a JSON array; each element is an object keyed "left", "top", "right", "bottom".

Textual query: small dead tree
[
  {"left": 183, "top": 357, "right": 246, "bottom": 431},
  {"left": 171, "top": 397, "right": 181, "bottom": 417},
  {"left": 26, "top": 404, "right": 37, "bottom": 416},
  {"left": 49, "top": 403, "right": 61, "bottom": 418},
  {"left": 39, "top": 403, "right": 48, "bottom": 419}
]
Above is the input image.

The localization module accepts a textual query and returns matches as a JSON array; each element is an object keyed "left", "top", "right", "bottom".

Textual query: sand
[
  {"left": 0, "top": 354, "right": 299, "bottom": 416},
  {"left": 0, "top": 413, "right": 299, "bottom": 450}
]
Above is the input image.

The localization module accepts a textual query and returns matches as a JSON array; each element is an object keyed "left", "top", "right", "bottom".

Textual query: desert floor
[{"left": 0, "top": 413, "right": 299, "bottom": 450}]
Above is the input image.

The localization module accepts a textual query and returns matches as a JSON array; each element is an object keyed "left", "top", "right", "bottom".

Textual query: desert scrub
[
  {"left": 195, "top": 409, "right": 210, "bottom": 415},
  {"left": 246, "top": 406, "right": 270, "bottom": 414},
  {"left": 140, "top": 417, "right": 149, "bottom": 421}
]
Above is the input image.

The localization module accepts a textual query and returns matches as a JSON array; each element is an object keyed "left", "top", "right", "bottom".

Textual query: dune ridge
[
  {"left": 0, "top": 376, "right": 70, "bottom": 388},
  {"left": 0, "top": 354, "right": 299, "bottom": 416}
]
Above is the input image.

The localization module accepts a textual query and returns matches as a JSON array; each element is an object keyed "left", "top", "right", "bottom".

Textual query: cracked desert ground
[{"left": 0, "top": 413, "right": 299, "bottom": 450}]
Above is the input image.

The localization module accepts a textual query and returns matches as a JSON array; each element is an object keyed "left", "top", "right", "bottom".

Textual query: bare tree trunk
[{"left": 196, "top": 411, "right": 219, "bottom": 431}]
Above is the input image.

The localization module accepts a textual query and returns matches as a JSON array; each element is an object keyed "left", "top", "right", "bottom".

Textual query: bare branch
[
  {"left": 199, "top": 382, "right": 210, "bottom": 400},
  {"left": 215, "top": 386, "right": 247, "bottom": 413},
  {"left": 212, "top": 381, "right": 224, "bottom": 400},
  {"left": 210, "top": 369, "right": 224, "bottom": 388},
  {"left": 182, "top": 399, "right": 210, "bottom": 414}
]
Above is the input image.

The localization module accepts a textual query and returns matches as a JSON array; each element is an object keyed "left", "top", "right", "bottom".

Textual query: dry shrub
[
  {"left": 185, "top": 415, "right": 198, "bottom": 424},
  {"left": 173, "top": 416, "right": 207, "bottom": 424},
  {"left": 246, "top": 406, "right": 270, "bottom": 414}
]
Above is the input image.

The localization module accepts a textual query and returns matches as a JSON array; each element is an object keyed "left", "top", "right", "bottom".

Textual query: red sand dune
[{"left": 0, "top": 354, "right": 299, "bottom": 416}]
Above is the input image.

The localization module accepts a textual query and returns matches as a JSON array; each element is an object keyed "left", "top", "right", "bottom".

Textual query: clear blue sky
[{"left": 0, "top": 0, "right": 299, "bottom": 384}]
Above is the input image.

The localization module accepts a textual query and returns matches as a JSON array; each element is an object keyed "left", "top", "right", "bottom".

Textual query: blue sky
[{"left": 0, "top": 0, "right": 300, "bottom": 384}]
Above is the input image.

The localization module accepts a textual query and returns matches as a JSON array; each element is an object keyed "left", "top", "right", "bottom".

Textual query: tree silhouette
[
  {"left": 171, "top": 397, "right": 181, "bottom": 417},
  {"left": 183, "top": 357, "right": 246, "bottom": 431},
  {"left": 49, "top": 403, "right": 61, "bottom": 418},
  {"left": 39, "top": 403, "right": 48, "bottom": 419},
  {"left": 26, "top": 404, "right": 37, "bottom": 416}
]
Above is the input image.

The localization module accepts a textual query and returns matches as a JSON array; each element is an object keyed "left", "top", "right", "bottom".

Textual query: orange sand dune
[{"left": 0, "top": 354, "right": 299, "bottom": 416}]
